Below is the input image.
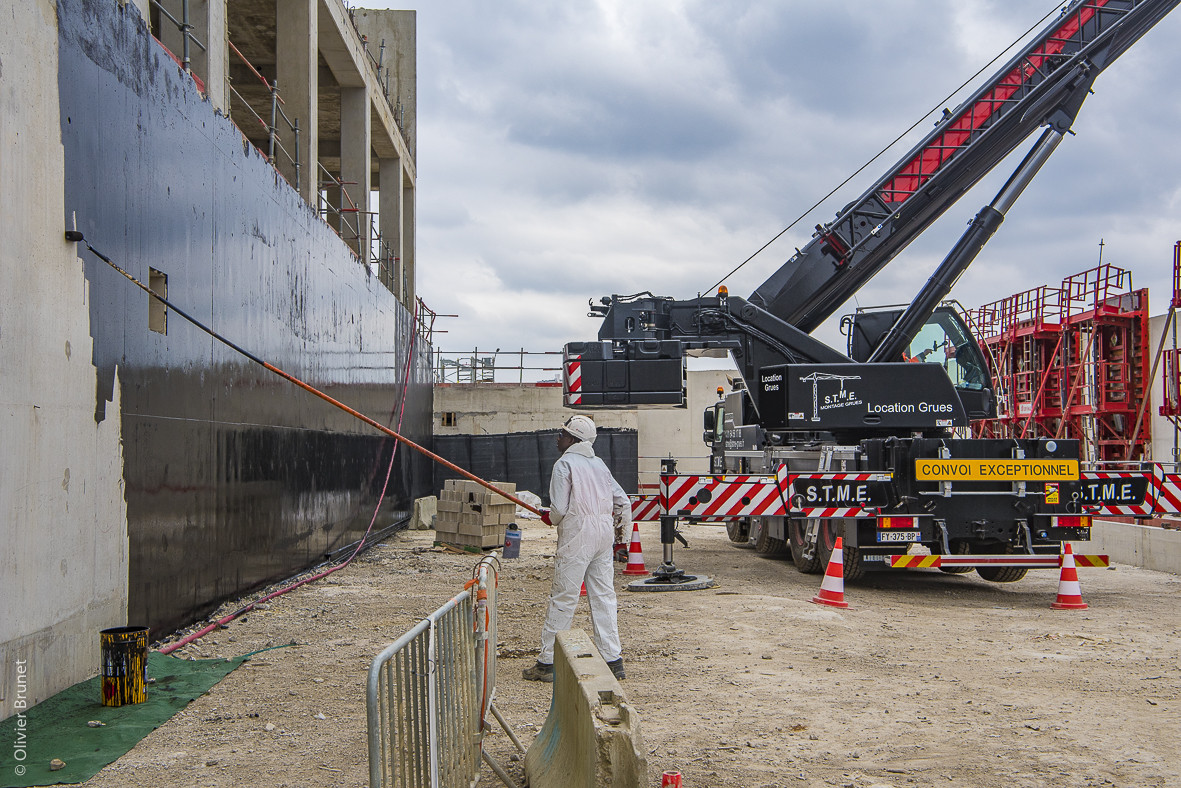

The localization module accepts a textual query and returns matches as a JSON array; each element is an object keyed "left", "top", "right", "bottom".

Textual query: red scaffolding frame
[{"left": 971, "top": 263, "right": 1151, "bottom": 463}]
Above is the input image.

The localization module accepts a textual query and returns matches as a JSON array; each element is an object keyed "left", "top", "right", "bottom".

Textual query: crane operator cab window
[{"left": 902, "top": 309, "right": 989, "bottom": 391}]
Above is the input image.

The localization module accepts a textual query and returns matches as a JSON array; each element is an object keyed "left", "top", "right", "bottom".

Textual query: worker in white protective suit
[{"left": 522, "top": 415, "right": 631, "bottom": 683}]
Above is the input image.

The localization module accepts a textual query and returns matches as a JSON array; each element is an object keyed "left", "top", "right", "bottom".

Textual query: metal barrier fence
[{"left": 367, "top": 553, "right": 519, "bottom": 788}]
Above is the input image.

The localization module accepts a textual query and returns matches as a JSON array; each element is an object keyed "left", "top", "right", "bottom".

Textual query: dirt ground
[{"left": 81, "top": 521, "right": 1181, "bottom": 788}]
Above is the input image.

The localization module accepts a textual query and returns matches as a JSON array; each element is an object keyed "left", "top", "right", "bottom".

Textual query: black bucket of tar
[{"left": 100, "top": 626, "right": 149, "bottom": 706}]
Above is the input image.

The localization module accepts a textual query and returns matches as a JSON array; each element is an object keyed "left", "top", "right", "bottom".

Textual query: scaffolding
[{"left": 970, "top": 263, "right": 1151, "bottom": 463}]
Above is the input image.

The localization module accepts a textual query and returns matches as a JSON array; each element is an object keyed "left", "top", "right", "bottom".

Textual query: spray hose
[{"left": 67, "top": 231, "right": 543, "bottom": 518}]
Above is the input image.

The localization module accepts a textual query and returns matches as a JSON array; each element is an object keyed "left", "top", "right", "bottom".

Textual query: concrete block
[
  {"left": 525, "top": 630, "right": 647, "bottom": 788},
  {"left": 459, "top": 511, "right": 500, "bottom": 528},
  {"left": 411, "top": 495, "right": 437, "bottom": 530}
]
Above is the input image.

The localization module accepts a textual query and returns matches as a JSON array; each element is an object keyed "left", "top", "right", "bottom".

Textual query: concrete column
[
  {"left": 325, "top": 181, "right": 343, "bottom": 233},
  {"left": 402, "top": 183, "right": 415, "bottom": 304},
  {"left": 201, "top": 0, "right": 229, "bottom": 112},
  {"left": 276, "top": 0, "right": 318, "bottom": 202},
  {"left": 340, "top": 87, "right": 372, "bottom": 258},
  {"left": 378, "top": 156, "right": 403, "bottom": 296}
]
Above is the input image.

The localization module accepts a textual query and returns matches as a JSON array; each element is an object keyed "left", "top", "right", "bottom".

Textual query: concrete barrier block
[
  {"left": 524, "top": 629, "right": 647, "bottom": 788},
  {"left": 411, "top": 495, "right": 437, "bottom": 530}
]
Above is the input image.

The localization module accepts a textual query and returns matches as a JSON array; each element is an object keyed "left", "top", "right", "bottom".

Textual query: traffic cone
[
  {"left": 811, "top": 536, "right": 849, "bottom": 609},
  {"left": 580, "top": 582, "right": 587, "bottom": 597},
  {"left": 1051, "top": 542, "right": 1088, "bottom": 610},
  {"left": 622, "top": 522, "right": 649, "bottom": 576}
]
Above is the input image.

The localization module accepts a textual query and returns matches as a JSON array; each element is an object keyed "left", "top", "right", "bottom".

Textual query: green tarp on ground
[{"left": 1, "top": 652, "right": 245, "bottom": 787}]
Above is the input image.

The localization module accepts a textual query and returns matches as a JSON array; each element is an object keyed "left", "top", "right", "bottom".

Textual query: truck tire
[
  {"left": 938, "top": 540, "right": 974, "bottom": 575},
  {"left": 727, "top": 518, "right": 752, "bottom": 546},
  {"left": 788, "top": 519, "right": 823, "bottom": 574},
  {"left": 976, "top": 545, "right": 1029, "bottom": 583},
  {"left": 753, "top": 517, "right": 790, "bottom": 558},
  {"left": 976, "top": 565, "right": 1029, "bottom": 583},
  {"left": 818, "top": 519, "right": 865, "bottom": 582}
]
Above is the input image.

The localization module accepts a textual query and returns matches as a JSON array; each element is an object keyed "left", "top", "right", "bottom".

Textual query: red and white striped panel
[
  {"left": 630, "top": 494, "right": 661, "bottom": 522},
  {"left": 774, "top": 464, "right": 887, "bottom": 518},
  {"left": 563, "top": 355, "right": 582, "bottom": 406},
  {"left": 659, "top": 475, "right": 786, "bottom": 520},
  {"left": 1083, "top": 470, "right": 1153, "bottom": 516},
  {"left": 1152, "top": 466, "right": 1181, "bottom": 515}
]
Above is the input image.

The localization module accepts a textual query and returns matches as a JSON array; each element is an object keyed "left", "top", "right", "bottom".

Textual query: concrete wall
[
  {"left": 434, "top": 384, "right": 637, "bottom": 436},
  {"left": 636, "top": 369, "right": 734, "bottom": 489},
  {"left": 0, "top": 0, "right": 129, "bottom": 720},
  {"left": 433, "top": 368, "right": 738, "bottom": 491},
  {"left": 1148, "top": 312, "right": 1178, "bottom": 465},
  {"left": 1085, "top": 521, "right": 1181, "bottom": 575}
]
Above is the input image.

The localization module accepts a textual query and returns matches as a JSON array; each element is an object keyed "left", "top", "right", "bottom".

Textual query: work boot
[
  {"left": 606, "top": 658, "right": 626, "bottom": 681},
  {"left": 521, "top": 661, "right": 554, "bottom": 683}
]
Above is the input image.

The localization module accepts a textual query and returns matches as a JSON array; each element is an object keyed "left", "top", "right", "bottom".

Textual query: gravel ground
[{"left": 80, "top": 522, "right": 1181, "bottom": 788}]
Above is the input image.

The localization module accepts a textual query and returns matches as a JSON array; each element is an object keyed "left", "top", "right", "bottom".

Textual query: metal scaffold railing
[
  {"left": 433, "top": 349, "right": 564, "bottom": 385},
  {"left": 149, "top": 0, "right": 206, "bottom": 77},
  {"left": 228, "top": 40, "right": 301, "bottom": 191}
]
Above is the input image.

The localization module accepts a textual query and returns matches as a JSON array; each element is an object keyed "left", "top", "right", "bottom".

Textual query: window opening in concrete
[
  {"left": 149, "top": 268, "right": 168, "bottom": 335},
  {"left": 440, "top": 412, "right": 456, "bottom": 427}
]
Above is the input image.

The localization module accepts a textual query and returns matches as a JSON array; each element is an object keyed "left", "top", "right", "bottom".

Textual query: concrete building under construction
[{"left": 1, "top": 0, "right": 431, "bottom": 718}]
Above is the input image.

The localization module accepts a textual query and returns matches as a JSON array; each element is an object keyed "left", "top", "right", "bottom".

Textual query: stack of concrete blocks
[{"left": 435, "top": 479, "right": 517, "bottom": 549}]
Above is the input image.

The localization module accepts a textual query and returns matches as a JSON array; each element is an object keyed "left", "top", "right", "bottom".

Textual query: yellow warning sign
[
  {"left": 914, "top": 459, "right": 1079, "bottom": 482},
  {"left": 1045, "top": 483, "right": 1060, "bottom": 504}
]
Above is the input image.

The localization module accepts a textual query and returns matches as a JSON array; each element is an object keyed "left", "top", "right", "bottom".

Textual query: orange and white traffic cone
[
  {"left": 580, "top": 582, "right": 587, "bottom": 597},
  {"left": 1051, "top": 542, "right": 1088, "bottom": 610},
  {"left": 811, "top": 536, "right": 849, "bottom": 609},
  {"left": 622, "top": 522, "right": 649, "bottom": 576}
]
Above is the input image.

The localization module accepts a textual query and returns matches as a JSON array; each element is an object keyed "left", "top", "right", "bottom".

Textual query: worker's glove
[{"left": 540, "top": 509, "right": 552, "bottom": 526}]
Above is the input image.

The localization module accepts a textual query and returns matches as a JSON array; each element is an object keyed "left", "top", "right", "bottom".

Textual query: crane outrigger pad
[{"left": 626, "top": 574, "right": 717, "bottom": 592}]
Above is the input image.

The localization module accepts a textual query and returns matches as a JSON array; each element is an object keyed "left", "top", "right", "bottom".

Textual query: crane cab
[{"left": 845, "top": 304, "right": 995, "bottom": 420}]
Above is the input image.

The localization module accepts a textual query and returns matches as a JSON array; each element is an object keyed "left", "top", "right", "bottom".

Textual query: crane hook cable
[
  {"left": 705, "top": 0, "right": 1066, "bottom": 294},
  {"left": 67, "top": 231, "right": 544, "bottom": 518}
]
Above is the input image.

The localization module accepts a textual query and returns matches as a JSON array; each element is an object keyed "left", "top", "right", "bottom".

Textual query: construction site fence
[{"left": 367, "top": 553, "right": 499, "bottom": 788}]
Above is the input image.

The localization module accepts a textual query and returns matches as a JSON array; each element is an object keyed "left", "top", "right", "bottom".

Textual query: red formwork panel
[{"left": 970, "top": 264, "right": 1151, "bottom": 462}]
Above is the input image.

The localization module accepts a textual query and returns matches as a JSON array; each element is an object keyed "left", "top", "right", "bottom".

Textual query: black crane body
[{"left": 562, "top": 0, "right": 1177, "bottom": 582}]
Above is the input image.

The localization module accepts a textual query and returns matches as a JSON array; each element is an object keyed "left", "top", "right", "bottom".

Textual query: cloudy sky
[{"left": 370, "top": 0, "right": 1181, "bottom": 374}]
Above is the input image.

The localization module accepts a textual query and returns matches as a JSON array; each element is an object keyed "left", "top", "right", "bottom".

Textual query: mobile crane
[{"left": 563, "top": 0, "right": 1178, "bottom": 584}]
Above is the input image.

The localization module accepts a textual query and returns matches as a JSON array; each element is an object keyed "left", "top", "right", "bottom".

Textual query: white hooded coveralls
[{"left": 539, "top": 441, "right": 631, "bottom": 664}]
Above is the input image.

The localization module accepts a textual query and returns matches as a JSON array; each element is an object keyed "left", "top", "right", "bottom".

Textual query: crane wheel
[
  {"left": 726, "top": 519, "right": 752, "bottom": 546},
  {"left": 976, "top": 545, "right": 1029, "bottom": 582},
  {"left": 938, "top": 540, "right": 974, "bottom": 575},
  {"left": 818, "top": 519, "right": 865, "bottom": 582},
  {"left": 753, "top": 516, "right": 790, "bottom": 558},
  {"left": 788, "top": 519, "right": 823, "bottom": 574},
  {"left": 976, "top": 565, "right": 1029, "bottom": 583}
]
